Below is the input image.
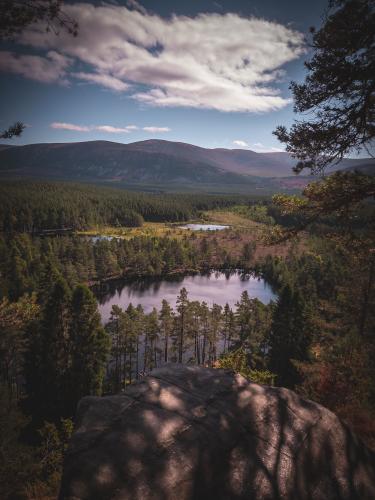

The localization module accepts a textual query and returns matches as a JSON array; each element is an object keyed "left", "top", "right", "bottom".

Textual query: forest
[
  {"left": 1, "top": 178, "right": 374, "bottom": 498},
  {"left": 1, "top": 0, "right": 375, "bottom": 498},
  {"left": 0, "top": 181, "right": 264, "bottom": 232}
]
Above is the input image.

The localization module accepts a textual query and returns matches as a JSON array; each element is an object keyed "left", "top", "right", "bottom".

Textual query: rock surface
[{"left": 59, "top": 364, "right": 375, "bottom": 500}]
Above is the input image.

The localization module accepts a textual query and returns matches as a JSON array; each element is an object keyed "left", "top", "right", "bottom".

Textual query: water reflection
[
  {"left": 179, "top": 224, "right": 229, "bottom": 231},
  {"left": 88, "top": 235, "right": 121, "bottom": 242},
  {"left": 95, "top": 271, "right": 276, "bottom": 323}
]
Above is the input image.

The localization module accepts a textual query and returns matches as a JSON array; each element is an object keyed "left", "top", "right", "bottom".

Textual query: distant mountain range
[{"left": 0, "top": 139, "right": 373, "bottom": 193}]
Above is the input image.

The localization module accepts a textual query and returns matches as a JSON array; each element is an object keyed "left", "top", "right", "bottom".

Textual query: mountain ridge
[{"left": 0, "top": 139, "right": 373, "bottom": 191}]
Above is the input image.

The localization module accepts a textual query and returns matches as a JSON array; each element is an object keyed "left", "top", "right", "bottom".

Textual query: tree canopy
[
  {"left": 0, "top": 0, "right": 77, "bottom": 40},
  {"left": 274, "top": 0, "right": 374, "bottom": 174}
]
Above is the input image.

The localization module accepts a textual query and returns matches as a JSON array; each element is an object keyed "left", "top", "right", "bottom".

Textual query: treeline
[
  {"left": 105, "top": 289, "right": 274, "bottom": 391},
  {"left": 0, "top": 181, "right": 263, "bottom": 233},
  {"left": 103, "top": 254, "right": 320, "bottom": 393},
  {"left": 1, "top": 231, "right": 374, "bottom": 496},
  {"left": 0, "top": 233, "right": 256, "bottom": 301},
  {"left": 0, "top": 275, "right": 110, "bottom": 498},
  {"left": 257, "top": 239, "right": 375, "bottom": 440},
  {"left": 229, "top": 197, "right": 374, "bottom": 233},
  {"left": 1, "top": 270, "right": 266, "bottom": 497}
]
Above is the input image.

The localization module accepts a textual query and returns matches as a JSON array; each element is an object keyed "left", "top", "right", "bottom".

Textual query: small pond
[
  {"left": 88, "top": 235, "right": 121, "bottom": 243},
  {"left": 179, "top": 224, "right": 229, "bottom": 231}
]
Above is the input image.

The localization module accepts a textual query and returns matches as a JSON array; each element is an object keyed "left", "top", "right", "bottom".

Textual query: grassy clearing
[
  {"left": 202, "top": 209, "right": 263, "bottom": 231},
  {"left": 77, "top": 222, "right": 190, "bottom": 240},
  {"left": 77, "top": 207, "right": 263, "bottom": 240},
  {"left": 77, "top": 208, "right": 307, "bottom": 262},
  {"left": 199, "top": 208, "right": 308, "bottom": 261}
]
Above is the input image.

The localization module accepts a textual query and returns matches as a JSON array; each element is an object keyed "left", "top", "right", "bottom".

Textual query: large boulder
[{"left": 59, "top": 364, "right": 375, "bottom": 500}]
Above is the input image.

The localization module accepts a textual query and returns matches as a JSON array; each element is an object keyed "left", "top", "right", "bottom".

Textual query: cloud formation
[
  {"left": 95, "top": 125, "right": 130, "bottom": 133},
  {"left": 0, "top": 50, "right": 72, "bottom": 84},
  {"left": 142, "top": 126, "right": 171, "bottom": 133},
  {"left": 233, "top": 140, "right": 249, "bottom": 148},
  {"left": 5, "top": 3, "right": 305, "bottom": 112},
  {"left": 49, "top": 122, "right": 170, "bottom": 134},
  {"left": 72, "top": 72, "right": 130, "bottom": 92},
  {"left": 51, "top": 122, "right": 90, "bottom": 132},
  {"left": 232, "top": 139, "right": 284, "bottom": 152}
]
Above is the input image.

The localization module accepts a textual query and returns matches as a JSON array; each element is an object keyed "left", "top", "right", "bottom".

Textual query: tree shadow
[{"left": 59, "top": 365, "right": 375, "bottom": 500}]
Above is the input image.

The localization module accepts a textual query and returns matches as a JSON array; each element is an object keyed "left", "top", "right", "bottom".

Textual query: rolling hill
[{"left": 0, "top": 139, "right": 373, "bottom": 192}]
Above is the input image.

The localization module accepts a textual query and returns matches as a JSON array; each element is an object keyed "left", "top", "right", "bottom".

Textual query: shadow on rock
[{"left": 59, "top": 364, "right": 375, "bottom": 500}]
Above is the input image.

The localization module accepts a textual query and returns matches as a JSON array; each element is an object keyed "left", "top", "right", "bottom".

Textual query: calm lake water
[
  {"left": 96, "top": 271, "right": 276, "bottom": 323},
  {"left": 89, "top": 235, "right": 120, "bottom": 242},
  {"left": 179, "top": 224, "right": 229, "bottom": 231}
]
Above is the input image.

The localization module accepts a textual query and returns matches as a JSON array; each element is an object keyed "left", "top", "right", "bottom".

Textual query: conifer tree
[
  {"left": 209, "top": 304, "right": 222, "bottom": 364},
  {"left": 159, "top": 299, "right": 173, "bottom": 363},
  {"left": 199, "top": 301, "right": 210, "bottom": 365},
  {"left": 25, "top": 278, "right": 71, "bottom": 422},
  {"left": 106, "top": 305, "right": 123, "bottom": 393},
  {"left": 145, "top": 308, "right": 160, "bottom": 370},
  {"left": 235, "top": 291, "right": 252, "bottom": 343},
  {"left": 268, "top": 284, "right": 310, "bottom": 388},
  {"left": 68, "top": 285, "right": 110, "bottom": 415},
  {"left": 176, "top": 288, "right": 189, "bottom": 363}
]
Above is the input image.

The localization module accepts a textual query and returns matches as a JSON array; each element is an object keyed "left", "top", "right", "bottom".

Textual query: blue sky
[{"left": 0, "top": 0, "right": 329, "bottom": 150}]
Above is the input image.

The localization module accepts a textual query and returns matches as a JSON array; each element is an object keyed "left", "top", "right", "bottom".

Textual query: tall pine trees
[
  {"left": 67, "top": 285, "right": 110, "bottom": 415},
  {"left": 268, "top": 284, "right": 311, "bottom": 388},
  {"left": 25, "top": 280, "right": 110, "bottom": 423}
]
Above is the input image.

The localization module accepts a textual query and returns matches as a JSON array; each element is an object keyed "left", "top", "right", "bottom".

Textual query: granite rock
[{"left": 59, "top": 364, "right": 375, "bottom": 500}]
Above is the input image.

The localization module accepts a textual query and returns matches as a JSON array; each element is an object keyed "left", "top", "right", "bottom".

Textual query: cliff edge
[{"left": 59, "top": 364, "right": 375, "bottom": 499}]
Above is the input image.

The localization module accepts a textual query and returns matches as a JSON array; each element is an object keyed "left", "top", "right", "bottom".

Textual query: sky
[{"left": 0, "top": 0, "right": 330, "bottom": 151}]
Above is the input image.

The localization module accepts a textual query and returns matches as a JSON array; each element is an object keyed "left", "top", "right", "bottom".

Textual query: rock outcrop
[{"left": 59, "top": 364, "right": 375, "bottom": 500}]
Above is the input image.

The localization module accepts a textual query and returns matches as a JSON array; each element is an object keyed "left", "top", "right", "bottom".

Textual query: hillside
[{"left": 0, "top": 140, "right": 373, "bottom": 192}]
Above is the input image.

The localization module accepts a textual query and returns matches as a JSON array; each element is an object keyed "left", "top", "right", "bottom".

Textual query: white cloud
[
  {"left": 72, "top": 72, "right": 130, "bottom": 92},
  {"left": 0, "top": 50, "right": 72, "bottom": 84},
  {"left": 50, "top": 122, "right": 91, "bottom": 132},
  {"left": 233, "top": 140, "right": 249, "bottom": 148},
  {"left": 143, "top": 126, "right": 171, "bottom": 133},
  {"left": 232, "top": 140, "right": 285, "bottom": 151},
  {"left": 50, "top": 122, "right": 141, "bottom": 133},
  {"left": 14, "top": 3, "right": 305, "bottom": 113},
  {"left": 95, "top": 125, "right": 130, "bottom": 133}
]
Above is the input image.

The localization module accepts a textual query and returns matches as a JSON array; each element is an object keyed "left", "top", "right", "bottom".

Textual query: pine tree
[
  {"left": 268, "top": 284, "right": 310, "bottom": 388},
  {"left": 68, "top": 285, "right": 110, "bottom": 415},
  {"left": 105, "top": 305, "right": 123, "bottom": 392},
  {"left": 159, "top": 299, "right": 173, "bottom": 363},
  {"left": 235, "top": 291, "right": 252, "bottom": 344},
  {"left": 25, "top": 278, "right": 71, "bottom": 422},
  {"left": 176, "top": 288, "right": 189, "bottom": 363},
  {"left": 145, "top": 308, "right": 160, "bottom": 371},
  {"left": 209, "top": 304, "right": 222, "bottom": 364},
  {"left": 199, "top": 302, "right": 210, "bottom": 365}
]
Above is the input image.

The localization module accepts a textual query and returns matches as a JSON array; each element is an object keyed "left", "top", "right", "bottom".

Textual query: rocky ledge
[{"left": 59, "top": 364, "right": 375, "bottom": 500}]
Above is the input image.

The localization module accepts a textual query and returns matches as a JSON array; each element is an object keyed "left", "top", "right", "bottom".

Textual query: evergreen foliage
[
  {"left": 268, "top": 285, "right": 311, "bottom": 388},
  {"left": 274, "top": 0, "right": 375, "bottom": 174},
  {"left": 0, "top": 181, "right": 257, "bottom": 233}
]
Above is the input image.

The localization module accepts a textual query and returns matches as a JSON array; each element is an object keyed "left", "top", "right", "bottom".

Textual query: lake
[
  {"left": 96, "top": 271, "right": 276, "bottom": 323},
  {"left": 88, "top": 235, "right": 120, "bottom": 242},
  {"left": 179, "top": 223, "right": 229, "bottom": 231}
]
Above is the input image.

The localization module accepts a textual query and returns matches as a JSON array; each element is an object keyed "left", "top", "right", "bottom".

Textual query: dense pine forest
[
  {"left": 0, "top": 181, "right": 264, "bottom": 232},
  {"left": 1, "top": 0, "right": 375, "bottom": 498},
  {"left": 1, "top": 177, "right": 374, "bottom": 498}
]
